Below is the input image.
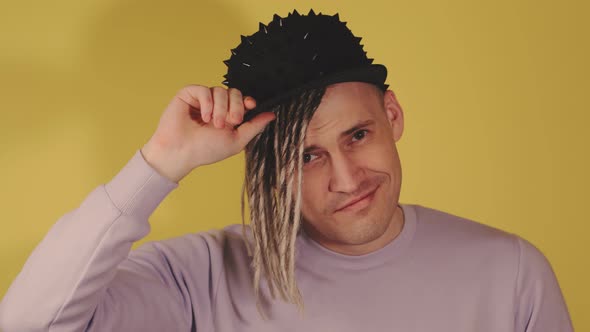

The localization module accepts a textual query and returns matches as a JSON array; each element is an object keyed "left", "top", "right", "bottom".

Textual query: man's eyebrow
[
  {"left": 340, "top": 119, "right": 375, "bottom": 138},
  {"left": 303, "top": 120, "right": 375, "bottom": 153}
]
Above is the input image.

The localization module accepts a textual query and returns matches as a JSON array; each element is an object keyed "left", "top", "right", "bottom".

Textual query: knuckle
[
  {"left": 228, "top": 87, "right": 243, "bottom": 98},
  {"left": 211, "top": 86, "right": 226, "bottom": 94},
  {"left": 212, "top": 87, "right": 228, "bottom": 103}
]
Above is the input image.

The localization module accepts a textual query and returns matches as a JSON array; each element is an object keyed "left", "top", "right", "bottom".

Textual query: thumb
[{"left": 236, "top": 112, "right": 276, "bottom": 146}]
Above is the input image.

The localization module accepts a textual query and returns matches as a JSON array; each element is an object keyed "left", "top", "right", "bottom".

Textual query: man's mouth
[{"left": 334, "top": 186, "right": 379, "bottom": 213}]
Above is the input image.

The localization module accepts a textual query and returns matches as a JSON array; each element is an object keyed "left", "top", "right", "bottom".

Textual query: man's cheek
[{"left": 301, "top": 195, "right": 318, "bottom": 219}]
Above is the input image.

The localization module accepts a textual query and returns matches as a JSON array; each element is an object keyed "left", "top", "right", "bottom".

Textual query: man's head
[{"left": 224, "top": 9, "right": 398, "bottom": 317}]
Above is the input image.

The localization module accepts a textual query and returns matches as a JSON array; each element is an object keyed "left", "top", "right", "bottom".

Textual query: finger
[
  {"left": 240, "top": 97, "right": 259, "bottom": 123},
  {"left": 236, "top": 112, "right": 276, "bottom": 147},
  {"left": 176, "top": 85, "right": 213, "bottom": 123},
  {"left": 227, "top": 88, "right": 244, "bottom": 125},
  {"left": 243, "top": 96, "right": 256, "bottom": 110},
  {"left": 211, "top": 86, "right": 228, "bottom": 129}
]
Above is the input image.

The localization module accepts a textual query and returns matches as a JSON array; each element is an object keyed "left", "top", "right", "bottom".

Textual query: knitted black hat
[{"left": 222, "top": 9, "right": 389, "bottom": 122}]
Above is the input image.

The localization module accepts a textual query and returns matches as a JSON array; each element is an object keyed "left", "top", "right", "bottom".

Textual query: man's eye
[
  {"left": 303, "top": 153, "right": 318, "bottom": 164},
  {"left": 352, "top": 129, "right": 368, "bottom": 142}
]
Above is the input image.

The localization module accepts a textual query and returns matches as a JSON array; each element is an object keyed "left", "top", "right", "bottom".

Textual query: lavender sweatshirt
[{"left": 0, "top": 149, "right": 573, "bottom": 332}]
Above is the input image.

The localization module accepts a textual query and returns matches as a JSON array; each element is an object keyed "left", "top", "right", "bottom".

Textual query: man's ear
[{"left": 383, "top": 90, "right": 404, "bottom": 142}]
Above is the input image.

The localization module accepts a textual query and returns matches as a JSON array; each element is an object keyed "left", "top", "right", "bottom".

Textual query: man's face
[{"left": 298, "top": 81, "right": 405, "bottom": 255}]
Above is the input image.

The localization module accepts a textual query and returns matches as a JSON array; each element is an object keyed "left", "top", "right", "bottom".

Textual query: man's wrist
[{"left": 140, "top": 143, "right": 186, "bottom": 183}]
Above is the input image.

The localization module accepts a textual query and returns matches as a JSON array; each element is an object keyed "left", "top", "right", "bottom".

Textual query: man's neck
[{"left": 302, "top": 204, "right": 406, "bottom": 256}]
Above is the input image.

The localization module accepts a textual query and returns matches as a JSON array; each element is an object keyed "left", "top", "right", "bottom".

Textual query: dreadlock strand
[
  {"left": 286, "top": 89, "right": 325, "bottom": 313},
  {"left": 275, "top": 94, "right": 309, "bottom": 300},
  {"left": 242, "top": 87, "right": 326, "bottom": 318},
  {"left": 271, "top": 111, "right": 294, "bottom": 301}
]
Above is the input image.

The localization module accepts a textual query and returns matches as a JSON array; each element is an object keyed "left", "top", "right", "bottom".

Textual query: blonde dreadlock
[{"left": 240, "top": 87, "right": 326, "bottom": 320}]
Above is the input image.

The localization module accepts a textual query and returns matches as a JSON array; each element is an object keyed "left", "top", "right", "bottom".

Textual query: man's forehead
[
  {"left": 306, "top": 83, "right": 382, "bottom": 136},
  {"left": 306, "top": 111, "right": 367, "bottom": 137}
]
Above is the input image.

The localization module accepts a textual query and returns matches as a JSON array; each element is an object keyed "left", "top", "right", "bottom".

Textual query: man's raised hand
[{"left": 141, "top": 85, "right": 275, "bottom": 183}]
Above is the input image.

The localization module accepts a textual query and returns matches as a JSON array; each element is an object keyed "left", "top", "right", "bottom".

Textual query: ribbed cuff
[{"left": 104, "top": 149, "right": 179, "bottom": 220}]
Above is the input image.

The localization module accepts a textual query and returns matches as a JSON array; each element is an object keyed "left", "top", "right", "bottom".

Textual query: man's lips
[{"left": 334, "top": 186, "right": 379, "bottom": 212}]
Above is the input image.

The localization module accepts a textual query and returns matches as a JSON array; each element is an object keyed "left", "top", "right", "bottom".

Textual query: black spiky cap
[{"left": 222, "top": 9, "right": 388, "bottom": 122}]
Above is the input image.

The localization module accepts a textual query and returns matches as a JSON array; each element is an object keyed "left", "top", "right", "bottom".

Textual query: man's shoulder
[
  {"left": 409, "top": 204, "right": 555, "bottom": 271},
  {"left": 411, "top": 204, "right": 513, "bottom": 236},
  {"left": 407, "top": 204, "right": 520, "bottom": 254}
]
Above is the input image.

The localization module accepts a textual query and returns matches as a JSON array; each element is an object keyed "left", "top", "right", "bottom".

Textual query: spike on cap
[
  {"left": 259, "top": 22, "right": 268, "bottom": 34},
  {"left": 308, "top": 9, "right": 316, "bottom": 16},
  {"left": 242, "top": 35, "right": 253, "bottom": 45},
  {"left": 293, "top": 9, "right": 300, "bottom": 16}
]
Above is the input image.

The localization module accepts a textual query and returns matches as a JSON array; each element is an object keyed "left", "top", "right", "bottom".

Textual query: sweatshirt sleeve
[
  {"left": 0, "top": 149, "right": 187, "bottom": 332},
  {"left": 513, "top": 236, "right": 574, "bottom": 332}
]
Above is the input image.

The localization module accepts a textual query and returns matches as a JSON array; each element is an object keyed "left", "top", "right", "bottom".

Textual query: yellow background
[{"left": 1, "top": 0, "right": 588, "bottom": 330}]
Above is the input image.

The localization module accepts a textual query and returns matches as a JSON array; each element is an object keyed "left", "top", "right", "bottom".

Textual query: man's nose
[{"left": 328, "top": 152, "right": 361, "bottom": 193}]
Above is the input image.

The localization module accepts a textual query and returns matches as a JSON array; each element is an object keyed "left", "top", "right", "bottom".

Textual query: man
[{"left": 0, "top": 9, "right": 573, "bottom": 332}]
